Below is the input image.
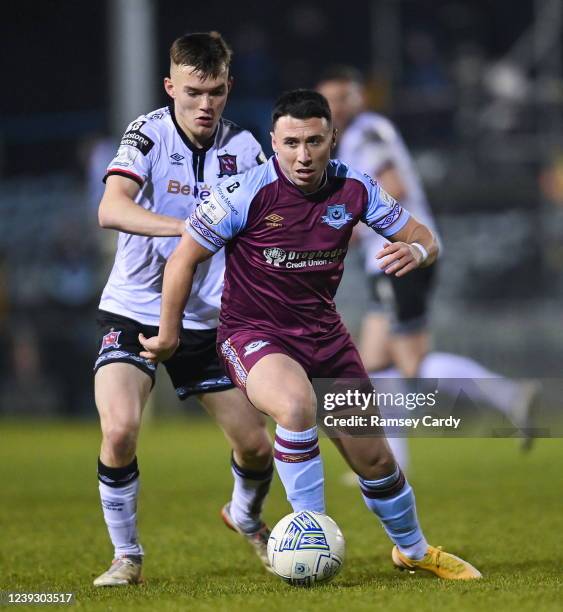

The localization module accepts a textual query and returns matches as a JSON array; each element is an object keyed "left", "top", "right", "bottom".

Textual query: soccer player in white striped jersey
[
  {"left": 92, "top": 32, "right": 273, "bottom": 587},
  {"left": 317, "top": 66, "right": 539, "bottom": 468}
]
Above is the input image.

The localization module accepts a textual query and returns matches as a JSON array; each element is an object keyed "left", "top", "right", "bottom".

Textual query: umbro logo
[
  {"left": 243, "top": 340, "right": 271, "bottom": 357},
  {"left": 170, "top": 153, "right": 184, "bottom": 165},
  {"left": 265, "top": 213, "right": 284, "bottom": 228}
]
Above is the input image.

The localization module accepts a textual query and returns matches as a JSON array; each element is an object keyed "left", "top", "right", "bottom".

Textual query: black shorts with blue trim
[
  {"left": 94, "top": 310, "right": 234, "bottom": 400},
  {"left": 367, "top": 264, "right": 437, "bottom": 334}
]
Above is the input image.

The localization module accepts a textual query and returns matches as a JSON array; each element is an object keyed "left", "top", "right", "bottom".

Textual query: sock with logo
[
  {"left": 98, "top": 457, "right": 143, "bottom": 558},
  {"left": 274, "top": 424, "right": 325, "bottom": 513}
]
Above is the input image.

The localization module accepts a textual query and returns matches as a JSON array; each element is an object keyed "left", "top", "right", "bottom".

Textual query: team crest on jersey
[
  {"left": 321, "top": 204, "right": 353, "bottom": 229},
  {"left": 217, "top": 153, "right": 238, "bottom": 177},
  {"left": 99, "top": 329, "right": 122, "bottom": 354},
  {"left": 243, "top": 340, "right": 271, "bottom": 357}
]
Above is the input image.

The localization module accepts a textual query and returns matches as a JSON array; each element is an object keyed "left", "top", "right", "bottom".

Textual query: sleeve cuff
[
  {"left": 185, "top": 217, "right": 224, "bottom": 253},
  {"left": 378, "top": 208, "right": 410, "bottom": 237},
  {"left": 104, "top": 169, "right": 144, "bottom": 188}
]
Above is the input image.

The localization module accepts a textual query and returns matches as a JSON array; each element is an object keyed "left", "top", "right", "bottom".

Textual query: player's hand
[
  {"left": 375, "top": 241, "right": 423, "bottom": 277},
  {"left": 138, "top": 333, "right": 179, "bottom": 363}
]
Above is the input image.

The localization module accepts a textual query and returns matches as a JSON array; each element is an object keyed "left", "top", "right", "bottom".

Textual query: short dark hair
[
  {"left": 271, "top": 89, "right": 332, "bottom": 128},
  {"left": 170, "top": 31, "right": 233, "bottom": 78},
  {"left": 316, "top": 65, "right": 365, "bottom": 87}
]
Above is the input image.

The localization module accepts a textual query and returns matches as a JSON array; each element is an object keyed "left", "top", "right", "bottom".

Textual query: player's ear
[
  {"left": 164, "top": 77, "right": 175, "bottom": 99},
  {"left": 227, "top": 76, "right": 234, "bottom": 94},
  {"left": 332, "top": 129, "right": 337, "bottom": 149},
  {"left": 270, "top": 131, "right": 278, "bottom": 154}
]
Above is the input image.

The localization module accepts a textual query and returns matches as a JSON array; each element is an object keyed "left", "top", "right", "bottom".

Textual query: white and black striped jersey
[
  {"left": 99, "top": 105, "right": 265, "bottom": 329},
  {"left": 337, "top": 112, "right": 441, "bottom": 274}
]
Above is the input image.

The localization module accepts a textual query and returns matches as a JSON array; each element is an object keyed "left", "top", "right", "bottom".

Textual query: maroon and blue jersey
[{"left": 186, "top": 156, "right": 409, "bottom": 341}]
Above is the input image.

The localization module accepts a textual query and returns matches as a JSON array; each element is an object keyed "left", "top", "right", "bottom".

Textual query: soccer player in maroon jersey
[{"left": 140, "top": 90, "right": 482, "bottom": 580}]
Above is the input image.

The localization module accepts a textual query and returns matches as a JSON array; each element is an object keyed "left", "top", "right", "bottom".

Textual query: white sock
[
  {"left": 99, "top": 479, "right": 143, "bottom": 558},
  {"left": 98, "top": 457, "right": 143, "bottom": 558},
  {"left": 229, "top": 455, "right": 273, "bottom": 533},
  {"left": 274, "top": 425, "right": 325, "bottom": 513},
  {"left": 419, "top": 352, "right": 521, "bottom": 418}
]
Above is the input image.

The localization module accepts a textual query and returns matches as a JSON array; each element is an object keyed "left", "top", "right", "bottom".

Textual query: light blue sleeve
[
  {"left": 185, "top": 175, "right": 254, "bottom": 253},
  {"left": 359, "top": 172, "right": 410, "bottom": 237}
]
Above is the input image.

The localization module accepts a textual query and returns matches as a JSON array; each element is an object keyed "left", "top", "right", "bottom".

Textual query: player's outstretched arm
[
  {"left": 139, "top": 233, "right": 214, "bottom": 362},
  {"left": 376, "top": 216, "right": 438, "bottom": 277},
  {"left": 98, "top": 175, "right": 185, "bottom": 237}
]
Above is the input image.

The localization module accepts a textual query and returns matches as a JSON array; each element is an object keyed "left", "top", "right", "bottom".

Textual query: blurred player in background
[
  {"left": 92, "top": 32, "right": 274, "bottom": 586},
  {"left": 317, "top": 66, "right": 539, "bottom": 467},
  {"left": 140, "top": 90, "right": 482, "bottom": 580}
]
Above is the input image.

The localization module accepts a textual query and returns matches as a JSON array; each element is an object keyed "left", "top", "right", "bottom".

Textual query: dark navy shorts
[
  {"left": 94, "top": 310, "right": 234, "bottom": 399},
  {"left": 367, "top": 264, "right": 437, "bottom": 334}
]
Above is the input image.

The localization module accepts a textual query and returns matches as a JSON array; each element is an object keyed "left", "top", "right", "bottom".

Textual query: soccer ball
[{"left": 267, "top": 510, "right": 345, "bottom": 586}]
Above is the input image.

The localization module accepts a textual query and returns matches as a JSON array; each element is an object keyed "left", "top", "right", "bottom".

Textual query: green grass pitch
[{"left": 1, "top": 419, "right": 561, "bottom": 611}]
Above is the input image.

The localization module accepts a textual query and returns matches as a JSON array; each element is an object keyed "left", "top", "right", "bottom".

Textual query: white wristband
[{"left": 411, "top": 242, "right": 428, "bottom": 263}]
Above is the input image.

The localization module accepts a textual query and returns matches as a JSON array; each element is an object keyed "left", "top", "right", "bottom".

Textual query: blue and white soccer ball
[{"left": 267, "top": 511, "right": 345, "bottom": 586}]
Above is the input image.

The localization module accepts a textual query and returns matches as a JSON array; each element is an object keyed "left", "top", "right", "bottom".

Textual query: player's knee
[
  {"left": 355, "top": 447, "right": 397, "bottom": 481},
  {"left": 363, "top": 355, "right": 392, "bottom": 373},
  {"left": 276, "top": 391, "right": 317, "bottom": 430},
  {"left": 230, "top": 419, "right": 272, "bottom": 457},
  {"left": 398, "top": 360, "right": 421, "bottom": 379},
  {"left": 102, "top": 423, "right": 139, "bottom": 458},
  {"left": 234, "top": 437, "right": 273, "bottom": 470}
]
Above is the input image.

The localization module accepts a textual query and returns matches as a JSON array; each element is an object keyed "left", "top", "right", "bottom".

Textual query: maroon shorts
[{"left": 217, "top": 321, "right": 368, "bottom": 391}]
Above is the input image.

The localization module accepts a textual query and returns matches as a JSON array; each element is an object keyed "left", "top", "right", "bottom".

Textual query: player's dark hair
[
  {"left": 170, "top": 31, "right": 233, "bottom": 78},
  {"left": 272, "top": 89, "right": 332, "bottom": 127},
  {"left": 316, "top": 64, "right": 365, "bottom": 86}
]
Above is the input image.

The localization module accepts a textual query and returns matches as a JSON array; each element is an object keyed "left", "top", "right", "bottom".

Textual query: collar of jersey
[
  {"left": 168, "top": 103, "right": 219, "bottom": 154},
  {"left": 273, "top": 156, "right": 329, "bottom": 199}
]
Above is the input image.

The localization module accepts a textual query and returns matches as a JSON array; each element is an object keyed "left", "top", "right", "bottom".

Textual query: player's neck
[
  {"left": 176, "top": 114, "right": 217, "bottom": 150},
  {"left": 301, "top": 172, "right": 327, "bottom": 194},
  {"left": 279, "top": 166, "right": 327, "bottom": 194}
]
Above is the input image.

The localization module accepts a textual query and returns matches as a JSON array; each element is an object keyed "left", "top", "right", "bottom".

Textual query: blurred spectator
[
  {"left": 228, "top": 23, "right": 278, "bottom": 148},
  {"left": 539, "top": 151, "right": 563, "bottom": 207},
  {"left": 399, "top": 30, "right": 454, "bottom": 145},
  {"left": 38, "top": 218, "right": 100, "bottom": 416},
  {"left": 232, "top": 23, "right": 278, "bottom": 98},
  {"left": 0, "top": 172, "right": 103, "bottom": 416},
  {"left": 404, "top": 30, "right": 451, "bottom": 101},
  {"left": 539, "top": 151, "right": 563, "bottom": 294},
  {"left": 80, "top": 134, "right": 117, "bottom": 215},
  {"left": 0, "top": 325, "right": 59, "bottom": 416}
]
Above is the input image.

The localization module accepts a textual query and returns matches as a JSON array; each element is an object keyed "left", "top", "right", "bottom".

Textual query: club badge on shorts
[{"left": 99, "top": 329, "right": 122, "bottom": 354}]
